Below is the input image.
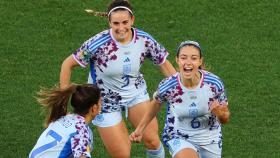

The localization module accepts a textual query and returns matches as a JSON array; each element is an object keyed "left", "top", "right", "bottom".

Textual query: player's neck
[
  {"left": 84, "top": 114, "right": 91, "bottom": 124},
  {"left": 181, "top": 72, "right": 201, "bottom": 89}
]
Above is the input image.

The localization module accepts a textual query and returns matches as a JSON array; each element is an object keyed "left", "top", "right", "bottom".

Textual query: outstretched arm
[
  {"left": 129, "top": 99, "right": 162, "bottom": 143},
  {"left": 210, "top": 100, "right": 230, "bottom": 124},
  {"left": 159, "top": 60, "right": 176, "bottom": 77},
  {"left": 60, "top": 55, "right": 79, "bottom": 89}
]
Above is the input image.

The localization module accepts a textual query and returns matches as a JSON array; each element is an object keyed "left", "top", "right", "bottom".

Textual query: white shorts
[
  {"left": 92, "top": 90, "right": 149, "bottom": 127},
  {"left": 166, "top": 138, "right": 221, "bottom": 158}
]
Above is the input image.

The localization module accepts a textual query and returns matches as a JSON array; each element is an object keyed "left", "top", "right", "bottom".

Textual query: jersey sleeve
[
  {"left": 71, "top": 121, "right": 92, "bottom": 158},
  {"left": 144, "top": 33, "right": 169, "bottom": 65},
  {"left": 153, "top": 74, "right": 182, "bottom": 104},
  {"left": 213, "top": 77, "right": 228, "bottom": 105},
  {"left": 72, "top": 38, "right": 94, "bottom": 68},
  {"left": 153, "top": 78, "right": 169, "bottom": 103},
  {"left": 215, "top": 88, "right": 228, "bottom": 106}
]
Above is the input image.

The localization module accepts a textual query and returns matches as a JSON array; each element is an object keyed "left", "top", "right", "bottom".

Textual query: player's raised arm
[
  {"left": 60, "top": 55, "right": 79, "bottom": 89},
  {"left": 159, "top": 60, "right": 176, "bottom": 77}
]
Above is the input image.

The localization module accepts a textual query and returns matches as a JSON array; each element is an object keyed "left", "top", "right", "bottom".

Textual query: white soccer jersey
[
  {"left": 154, "top": 70, "right": 228, "bottom": 147},
  {"left": 29, "top": 114, "right": 93, "bottom": 158},
  {"left": 73, "top": 28, "right": 168, "bottom": 113}
]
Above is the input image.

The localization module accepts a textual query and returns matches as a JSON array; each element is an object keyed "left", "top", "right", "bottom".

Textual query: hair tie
[
  {"left": 108, "top": 6, "right": 133, "bottom": 16},
  {"left": 177, "top": 40, "right": 202, "bottom": 56}
]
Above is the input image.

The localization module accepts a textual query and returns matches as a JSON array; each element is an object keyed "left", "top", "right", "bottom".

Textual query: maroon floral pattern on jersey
[
  {"left": 135, "top": 73, "right": 145, "bottom": 89},
  {"left": 71, "top": 115, "right": 91, "bottom": 158},
  {"left": 93, "top": 41, "right": 118, "bottom": 72},
  {"left": 156, "top": 75, "right": 184, "bottom": 104},
  {"left": 162, "top": 105, "right": 176, "bottom": 145},
  {"left": 100, "top": 88, "right": 123, "bottom": 113},
  {"left": 143, "top": 37, "right": 167, "bottom": 65}
]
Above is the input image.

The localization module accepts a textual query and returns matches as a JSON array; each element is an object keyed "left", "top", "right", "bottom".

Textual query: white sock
[{"left": 146, "top": 142, "right": 165, "bottom": 158}]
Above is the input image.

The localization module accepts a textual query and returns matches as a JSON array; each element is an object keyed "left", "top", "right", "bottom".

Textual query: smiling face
[
  {"left": 109, "top": 10, "right": 134, "bottom": 44},
  {"left": 176, "top": 45, "right": 202, "bottom": 80}
]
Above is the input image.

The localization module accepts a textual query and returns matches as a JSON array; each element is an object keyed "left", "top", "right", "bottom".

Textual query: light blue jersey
[
  {"left": 154, "top": 70, "right": 228, "bottom": 147},
  {"left": 29, "top": 114, "right": 93, "bottom": 158},
  {"left": 73, "top": 28, "right": 168, "bottom": 113}
]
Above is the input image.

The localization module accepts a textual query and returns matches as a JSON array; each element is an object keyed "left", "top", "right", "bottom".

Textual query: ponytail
[
  {"left": 85, "top": 9, "right": 108, "bottom": 17},
  {"left": 37, "top": 84, "right": 101, "bottom": 127},
  {"left": 37, "top": 85, "right": 77, "bottom": 127}
]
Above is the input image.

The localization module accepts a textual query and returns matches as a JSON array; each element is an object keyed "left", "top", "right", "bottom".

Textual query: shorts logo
[
  {"left": 173, "top": 139, "right": 181, "bottom": 146},
  {"left": 95, "top": 114, "right": 104, "bottom": 122},
  {"left": 169, "top": 139, "right": 181, "bottom": 154}
]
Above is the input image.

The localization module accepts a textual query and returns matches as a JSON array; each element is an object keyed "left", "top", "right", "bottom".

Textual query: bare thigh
[
  {"left": 128, "top": 100, "right": 161, "bottom": 149},
  {"left": 97, "top": 121, "right": 131, "bottom": 158},
  {"left": 174, "top": 148, "right": 199, "bottom": 158}
]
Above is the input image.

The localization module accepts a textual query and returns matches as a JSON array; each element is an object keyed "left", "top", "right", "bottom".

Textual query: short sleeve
[
  {"left": 153, "top": 79, "right": 168, "bottom": 103},
  {"left": 215, "top": 89, "right": 228, "bottom": 106},
  {"left": 143, "top": 32, "right": 169, "bottom": 65},
  {"left": 72, "top": 39, "right": 93, "bottom": 68},
  {"left": 71, "top": 122, "right": 92, "bottom": 158},
  {"left": 153, "top": 90, "right": 165, "bottom": 103},
  {"left": 72, "top": 30, "right": 111, "bottom": 68},
  {"left": 213, "top": 78, "right": 228, "bottom": 106},
  {"left": 153, "top": 74, "right": 181, "bottom": 104}
]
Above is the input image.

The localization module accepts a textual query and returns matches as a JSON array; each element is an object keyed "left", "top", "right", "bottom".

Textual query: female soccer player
[
  {"left": 130, "top": 41, "right": 230, "bottom": 158},
  {"left": 29, "top": 84, "right": 101, "bottom": 158},
  {"left": 60, "top": 0, "right": 176, "bottom": 157}
]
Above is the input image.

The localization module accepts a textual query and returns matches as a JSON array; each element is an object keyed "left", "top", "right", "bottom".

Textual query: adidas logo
[
  {"left": 189, "top": 102, "right": 197, "bottom": 107},
  {"left": 124, "top": 57, "right": 130, "bottom": 62}
]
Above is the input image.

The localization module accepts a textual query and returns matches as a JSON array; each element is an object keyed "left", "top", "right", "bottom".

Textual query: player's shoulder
[
  {"left": 202, "top": 70, "right": 224, "bottom": 91},
  {"left": 86, "top": 29, "right": 111, "bottom": 44},
  {"left": 135, "top": 28, "right": 156, "bottom": 41},
  {"left": 158, "top": 72, "right": 180, "bottom": 94},
  {"left": 80, "top": 29, "right": 112, "bottom": 52}
]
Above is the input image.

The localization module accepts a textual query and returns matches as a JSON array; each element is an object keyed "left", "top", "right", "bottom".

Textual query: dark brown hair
[
  {"left": 107, "top": 0, "right": 133, "bottom": 20},
  {"left": 37, "top": 84, "right": 100, "bottom": 126}
]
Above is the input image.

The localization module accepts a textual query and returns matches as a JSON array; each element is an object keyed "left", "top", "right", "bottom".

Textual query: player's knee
[
  {"left": 113, "top": 152, "right": 130, "bottom": 158},
  {"left": 110, "top": 147, "right": 130, "bottom": 158},
  {"left": 143, "top": 135, "right": 161, "bottom": 149}
]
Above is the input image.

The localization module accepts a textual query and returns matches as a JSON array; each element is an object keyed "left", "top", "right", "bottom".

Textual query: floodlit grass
[{"left": 1, "top": 0, "right": 279, "bottom": 157}]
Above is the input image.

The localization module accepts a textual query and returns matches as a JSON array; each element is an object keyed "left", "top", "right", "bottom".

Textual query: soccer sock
[{"left": 146, "top": 142, "right": 165, "bottom": 158}]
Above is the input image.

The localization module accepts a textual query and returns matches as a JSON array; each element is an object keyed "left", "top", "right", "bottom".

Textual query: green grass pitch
[{"left": 0, "top": 0, "right": 279, "bottom": 157}]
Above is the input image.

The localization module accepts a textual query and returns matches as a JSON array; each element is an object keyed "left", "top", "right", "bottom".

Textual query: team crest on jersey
[
  {"left": 123, "top": 64, "right": 131, "bottom": 75},
  {"left": 95, "top": 114, "right": 104, "bottom": 122},
  {"left": 77, "top": 50, "right": 90, "bottom": 63},
  {"left": 189, "top": 109, "right": 198, "bottom": 117}
]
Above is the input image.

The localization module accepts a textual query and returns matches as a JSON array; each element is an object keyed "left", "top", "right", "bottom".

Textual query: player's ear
[
  {"left": 92, "top": 99, "right": 101, "bottom": 116},
  {"left": 91, "top": 104, "right": 99, "bottom": 115},
  {"left": 131, "top": 15, "right": 135, "bottom": 25},
  {"left": 175, "top": 56, "right": 179, "bottom": 64},
  {"left": 199, "top": 57, "right": 203, "bottom": 66}
]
